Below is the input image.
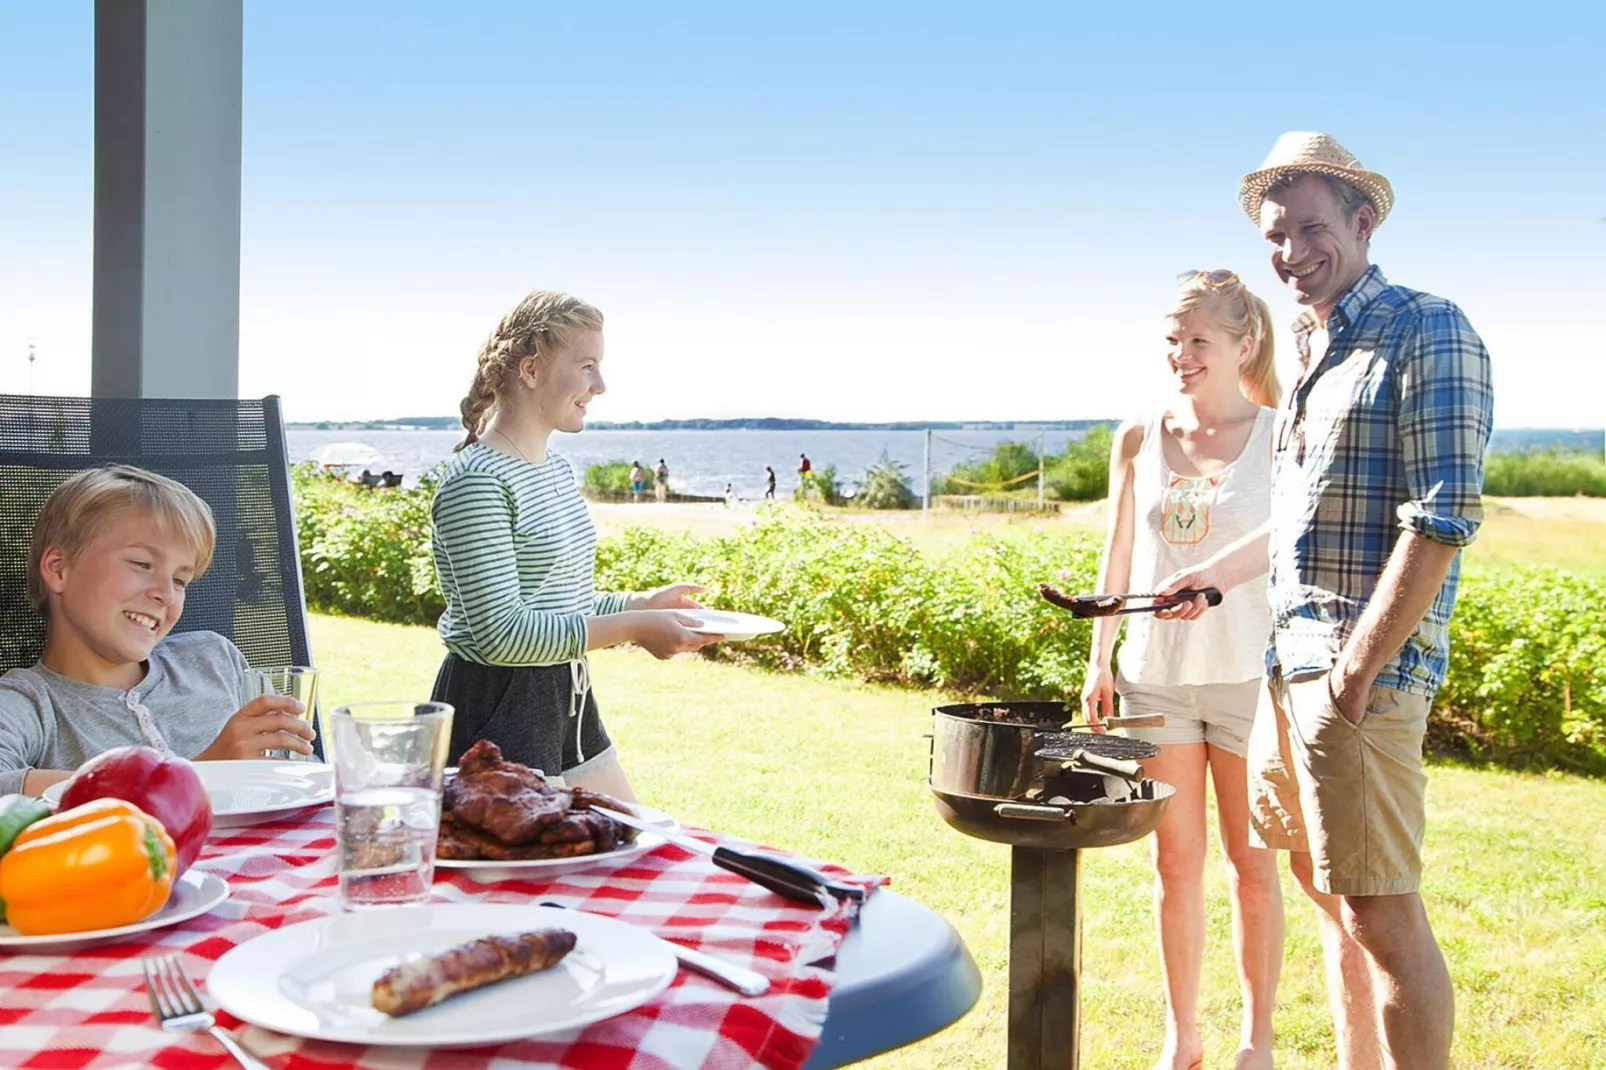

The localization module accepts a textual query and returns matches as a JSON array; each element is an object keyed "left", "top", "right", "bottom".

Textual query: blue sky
[{"left": 2, "top": 1, "right": 1602, "bottom": 426}]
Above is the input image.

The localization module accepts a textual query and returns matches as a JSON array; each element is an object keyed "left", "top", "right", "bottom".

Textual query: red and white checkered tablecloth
[{"left": 0, "top": 807, "right": 884, "bottom": 1070}]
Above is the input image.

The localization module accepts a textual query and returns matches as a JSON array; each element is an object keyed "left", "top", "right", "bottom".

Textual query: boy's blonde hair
[{"left": 28, "top": 465, "right": 217, "bottom": 611}]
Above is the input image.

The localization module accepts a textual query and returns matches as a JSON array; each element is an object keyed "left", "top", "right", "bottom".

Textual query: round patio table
[{"left": 805, "top": 891, "right": 982, "bottom": 1068}]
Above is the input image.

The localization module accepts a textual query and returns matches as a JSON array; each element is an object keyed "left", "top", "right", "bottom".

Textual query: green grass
[{"left": 312, "top": 613, "right": 1606, "bottom": 1069}]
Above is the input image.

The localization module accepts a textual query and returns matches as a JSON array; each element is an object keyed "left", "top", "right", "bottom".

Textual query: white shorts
[{"left": 1114, "top": 676, "right": 1262, "bottom": 757}]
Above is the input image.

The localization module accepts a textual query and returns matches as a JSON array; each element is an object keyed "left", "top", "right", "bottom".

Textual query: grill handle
[{"left": 994, "top": 802, "right": 1075, "bottom": 823}]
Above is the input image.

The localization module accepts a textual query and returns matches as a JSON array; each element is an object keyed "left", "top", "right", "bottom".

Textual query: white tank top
[{"left": 1116, "top": 408, "right": 1275, "bottom": 687}]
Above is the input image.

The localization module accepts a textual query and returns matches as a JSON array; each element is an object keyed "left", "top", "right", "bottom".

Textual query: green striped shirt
[{"left": 431, "top": 444, "right": 631, "bottom": 665}]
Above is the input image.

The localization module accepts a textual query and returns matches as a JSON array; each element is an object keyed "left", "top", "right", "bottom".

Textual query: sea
[{"left": 285, "top": 425, "right": 1606, "bottom": 499}]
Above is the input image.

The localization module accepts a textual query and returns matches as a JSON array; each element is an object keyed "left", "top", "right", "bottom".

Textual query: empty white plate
[
  {"left": 207, "top": 902, "right": 675, "bottom": 1047},
  {"left": 681, "top": 610, "right": 785, "bottom": 642},
  {"left": 0, "top": 869, "right": 230, "bottom": 954},
  {"left": 45, "top": 760, "right": 335, "bottom": 828}
]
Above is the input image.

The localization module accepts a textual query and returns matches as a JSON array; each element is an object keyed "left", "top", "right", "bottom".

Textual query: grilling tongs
[{"left": 1039, "top": 583, "right": 1222, "bottom": 618}]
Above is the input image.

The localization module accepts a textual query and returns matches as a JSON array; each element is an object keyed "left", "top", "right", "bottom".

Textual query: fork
[{"left": 143, "top": 954, "right": 272, "bottom": 1070}]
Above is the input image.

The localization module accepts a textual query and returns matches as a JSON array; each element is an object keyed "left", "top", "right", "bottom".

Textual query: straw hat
[{"left": 1238, "top": 132, "right": 1394, "bottom": 228}]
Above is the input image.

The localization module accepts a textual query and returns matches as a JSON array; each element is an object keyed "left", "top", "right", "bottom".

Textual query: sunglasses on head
[{"left": 1176, "top": 268, "right": 1242, "bottom": 290}]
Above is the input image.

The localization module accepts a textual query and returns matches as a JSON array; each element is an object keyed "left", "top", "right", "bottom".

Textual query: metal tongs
[{"left": 1038, "top": 584, "right": 1222, "bottom": 618}]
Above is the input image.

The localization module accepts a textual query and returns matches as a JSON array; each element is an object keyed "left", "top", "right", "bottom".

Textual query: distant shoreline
[{"left": 286, "top": 416, "right": 1118, "bottom": 432}]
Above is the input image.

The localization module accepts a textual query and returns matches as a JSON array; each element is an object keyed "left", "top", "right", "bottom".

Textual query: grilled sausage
[
  {"left": 372, "top": 928, "right": 578, "bottom": 1016},
  {"left": 1038, "top": 584, "right": 1126, "bottom": 617}
]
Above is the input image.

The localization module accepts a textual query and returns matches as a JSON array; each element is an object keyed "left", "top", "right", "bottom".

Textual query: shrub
[
  {"left": 584, "top": 461, "right": 634, "bottom": 496},
  {"left": 856, "top": 453, "right": 917, "bottom": 510},
  {"left": 936, "top": 441, "right": 1039, "bottom": 496},
  {"left": 795, "top": 466, "right": 844, "bottom": 506},
  {"left": 1046, "top": 423, "right": 1113, "bottom": 501},
  {"left": 289, "top": 475, "right": 1606, "bottom": 768},
  {"left": 1483, "top": 448, "right": 1606, "bottom": 497}
]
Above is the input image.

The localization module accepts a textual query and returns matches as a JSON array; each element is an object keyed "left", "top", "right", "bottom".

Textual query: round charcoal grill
[{"left": 927, "top": 703, "right": 1174, "bottom": 1070}]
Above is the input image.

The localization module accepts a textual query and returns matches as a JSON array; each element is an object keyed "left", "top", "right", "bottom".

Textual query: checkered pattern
[
  {"left": 0, "top": 810, "right": 882, "bottom": 1069},
  {"left": 1269, "top": 265, "right": 1494, "bottom": 696}
]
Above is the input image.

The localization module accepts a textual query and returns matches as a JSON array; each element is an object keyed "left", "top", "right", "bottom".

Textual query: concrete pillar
[{"left": 92, "top": 0, "right": 243, "bottom": 400}]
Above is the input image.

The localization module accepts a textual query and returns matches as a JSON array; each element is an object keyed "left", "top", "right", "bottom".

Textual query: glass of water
[
  {"left": 243, "top": 666, "right": 320, "bottom": 761},
  {"left": 329, "top": 701, "right": 454, "bottom": 910}
]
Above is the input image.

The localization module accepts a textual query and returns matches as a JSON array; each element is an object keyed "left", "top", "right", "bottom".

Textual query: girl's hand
[
  {"left": 1152, "top": 564, "right": 1225, "bottom": 620},
  {"left": 1080, "top": 665, "right": 1117, "bottom": 730},
  {"left": 196, "top": 695, "right": 315, "bottom": 760},
  {"left": 634, "top": 611, "right": 724, "bottom": 660},
  {"left": 632, "top": 583, "right": 706, "bottom": 611}
]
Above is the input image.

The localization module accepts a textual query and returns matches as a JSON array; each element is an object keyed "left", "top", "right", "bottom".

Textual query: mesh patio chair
[{"left": 0, "top": 394, "right": 312, "bottom": 676}]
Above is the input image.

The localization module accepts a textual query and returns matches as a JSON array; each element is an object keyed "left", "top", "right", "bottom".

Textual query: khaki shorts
[
  {"left": 1248, "top": 671, "right": 1430, "bottom": 896},
  {"left": 1116, "top": 676, "right": 1261, "bottom": 757}
]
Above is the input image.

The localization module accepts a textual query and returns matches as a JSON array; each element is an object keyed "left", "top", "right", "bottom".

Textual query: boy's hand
[{"left": 196, "top": 695, "right": 316, "bottom": 760}]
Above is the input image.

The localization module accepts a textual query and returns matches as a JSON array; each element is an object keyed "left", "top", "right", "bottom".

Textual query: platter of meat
[
  {"left": 434, "top": 740, "right": 681, "bottom": 881},
  {"left": 206, "top": 902, "right": 677, "bottom": 1046}
]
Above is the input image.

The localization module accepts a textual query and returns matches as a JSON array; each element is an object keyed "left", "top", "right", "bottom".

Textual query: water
[
  {"left": 287, "top": 425, "right": 1593, "bottom": 499},
  {"left": 286, "top": 427, "right": 1095, "bottom": 498},
  {"left": 336, "top": 786, "right": 440, "bottom": 909}
]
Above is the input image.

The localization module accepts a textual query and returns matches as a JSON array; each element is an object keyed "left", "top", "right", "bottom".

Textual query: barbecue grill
[{"left": 927, "top": 702, "right": 1173, "bottom": 1070}]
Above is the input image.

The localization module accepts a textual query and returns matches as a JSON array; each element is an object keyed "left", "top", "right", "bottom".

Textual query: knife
[
  {"left": 593, "top": 806, "right": 865, "bottom": 908},
  {"left": 540, "top": 900, "right": 771, "bottom": 997}
]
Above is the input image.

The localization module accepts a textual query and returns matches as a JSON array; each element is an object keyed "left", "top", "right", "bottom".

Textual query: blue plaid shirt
[{"left": 1267, "top": 266, "right": 1493, "bottom": 697}]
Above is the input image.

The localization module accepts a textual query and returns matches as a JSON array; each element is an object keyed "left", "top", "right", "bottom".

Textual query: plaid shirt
[{"left": 1267, "top": 265, "right": 1493, "bottom": 697}]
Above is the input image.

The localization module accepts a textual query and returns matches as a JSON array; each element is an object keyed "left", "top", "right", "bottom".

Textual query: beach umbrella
[{"left": 311, "top": 441, "right": 384, "bottom": 469}]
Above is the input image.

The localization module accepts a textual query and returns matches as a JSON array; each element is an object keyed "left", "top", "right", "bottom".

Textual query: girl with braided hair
[
  {"left": 429, "top": 290, "right": 718, "bottom": 800},
  {"left": 1081, "top": 270, "right": 1284, "bottom": 1070}
]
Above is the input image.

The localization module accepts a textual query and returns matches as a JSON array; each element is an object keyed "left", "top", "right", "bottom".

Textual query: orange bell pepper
[{"left": 0, "top": 797, "right": 176, "bottom": 935}]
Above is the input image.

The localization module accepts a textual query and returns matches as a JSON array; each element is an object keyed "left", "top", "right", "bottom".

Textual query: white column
[{"left": 92, "top": 0, "right": 243, "bottom": 400}]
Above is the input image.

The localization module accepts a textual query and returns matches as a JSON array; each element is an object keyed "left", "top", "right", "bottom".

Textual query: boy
[{"left": 0, "top": 465, "right": 315, "bottom": 796}]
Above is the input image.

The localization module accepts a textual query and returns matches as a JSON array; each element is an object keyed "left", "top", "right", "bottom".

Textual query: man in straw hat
[{"left": 1160, "top": 132, "right": 1493, "bottom": 1068}]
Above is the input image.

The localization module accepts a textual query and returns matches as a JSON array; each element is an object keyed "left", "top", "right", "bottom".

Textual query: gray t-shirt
[{"left": 0, "top": 631, "right": 250, "bottom": 795}]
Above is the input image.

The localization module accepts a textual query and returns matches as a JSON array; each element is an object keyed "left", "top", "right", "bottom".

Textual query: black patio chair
[{"left": 0, "top": 394, "right": 312, "bottom": 676}]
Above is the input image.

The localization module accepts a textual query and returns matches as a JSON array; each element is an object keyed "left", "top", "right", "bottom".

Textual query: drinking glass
[
  {"left": 243, "top": 666, "right": 320, "bottom": 761},
  {"left": 329, "top": 701, "right": 453, "bottom": 910}
]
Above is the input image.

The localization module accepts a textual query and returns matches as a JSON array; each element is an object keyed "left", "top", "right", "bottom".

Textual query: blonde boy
[{"left": 0, "top": 465, "right": 314, "bottom": 796}]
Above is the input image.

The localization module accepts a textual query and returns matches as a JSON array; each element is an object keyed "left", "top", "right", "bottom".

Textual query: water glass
[
  {"left": 329, "top": 702, "right": 453, "bottom": 910},
  {"left": 243, "top": 666, "right": 320, "bottom": 761}
]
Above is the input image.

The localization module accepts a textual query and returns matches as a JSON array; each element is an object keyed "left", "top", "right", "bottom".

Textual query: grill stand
[{"left": 1008, "top": 845, "right": 1082, "bottom": 1070}]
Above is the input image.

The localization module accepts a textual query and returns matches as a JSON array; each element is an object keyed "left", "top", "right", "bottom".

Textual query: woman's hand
[
  {"left": 1152, "top": 563, "right": 1226, "bottom": 621},
  {"left": 196, "top": 695, "right": 315, "bottom": 760},
  {"left": 630, "top": 583, "right": 706, "bottom": 611},
  {"left": 1080, "top": 664, "right": 1117, "bottom": 731},
  {"left": 633, "top": 611, "right": 724, "bottom": 660}
]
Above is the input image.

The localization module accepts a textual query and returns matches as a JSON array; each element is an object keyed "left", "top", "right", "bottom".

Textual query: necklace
[{"left": 488, "top": 427, "right": 535, "bottom": 465}]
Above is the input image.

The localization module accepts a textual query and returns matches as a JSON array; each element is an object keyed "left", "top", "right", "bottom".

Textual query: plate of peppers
[{"left": 0, "top": 793, "right": 229, "bottom": 953}]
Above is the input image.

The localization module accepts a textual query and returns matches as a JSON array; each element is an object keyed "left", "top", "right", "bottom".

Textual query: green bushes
[
  {"left": 855, "top": 454, "right": 917, "bottom": 510},
  {"left": 1440, "top": 567, "right": 1606, "bottom": 770},
  {"left": 291, "top": 467, "right": 445, "bottom": 624},
  {"left": 290, "top": 474, "right": 1606, "bottom": 767},
  {"left": 584, "top": 461, "right": 634, "bottom": 496},
  {"left": 935, "top": 426, "right": 1114, "bottom": 501},
  {"left": 1483, "top": 448, "right": 1606, "bottom": 497}
]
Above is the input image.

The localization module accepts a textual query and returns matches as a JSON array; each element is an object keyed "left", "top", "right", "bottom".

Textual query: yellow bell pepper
[{"left": 0, "top": 797, "right": 176, "bottom": 935}]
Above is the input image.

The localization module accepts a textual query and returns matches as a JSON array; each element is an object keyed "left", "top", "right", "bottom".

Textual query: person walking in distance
[
  {"left": 654, "top": 459, "right": 669, "bottom": 503},
  {"left": 1083, "top": 269, "right": 1284, "bottom": 1070},
  {"left": 797, "top": 453, "right": 812, "bottom": 494},
  {"left": 628, "top": 461, "right": 646, "bottom": 503},
  {"left": 764, "top": 465, "right": 777, "bottom": 500},
  {"left": 1159, "top": 133, "right": 1493, "bottom": 1070}
]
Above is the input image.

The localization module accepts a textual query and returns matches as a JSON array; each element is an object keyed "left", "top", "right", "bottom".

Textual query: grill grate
[{"left": 1034, "top": 731, "right": 1159, "bottom": 762}]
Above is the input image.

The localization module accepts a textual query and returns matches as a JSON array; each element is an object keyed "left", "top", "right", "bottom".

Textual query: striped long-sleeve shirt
[
  {"left": 431, "top": 444, "right": 631, "bottom": 666},
  {"left": 1267, "top": 265, "right": 1494, "bottom": 697}
]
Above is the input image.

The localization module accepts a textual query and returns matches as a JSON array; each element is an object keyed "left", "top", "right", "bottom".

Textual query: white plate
[
  {"left": 681, "top": 609, "right": 785, "bottom": 642},
  {"left": 208, "top": 902, "right": 676, "bottom": 1048},
  {"left": 436, "top": 803, "right": 682, "bottom": 883},
  {"left": 0, "top": 869, "right": 230, "bottom": 953},
  {"left": 45, "top": 760, "right": 335, "bottom": 828}
]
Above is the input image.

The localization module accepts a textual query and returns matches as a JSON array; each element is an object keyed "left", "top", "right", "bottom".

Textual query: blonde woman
[
  {"left": 430, "top": 290, "right": 719, "bottom": 800},
  {"left": 1081, "top": 270, "right": 1284, "bottom": 1070}
]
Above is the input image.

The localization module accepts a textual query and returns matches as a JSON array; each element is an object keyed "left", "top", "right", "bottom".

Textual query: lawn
[{"left": 312, "top": 612, "right": 1606, "bottom": 1070}]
